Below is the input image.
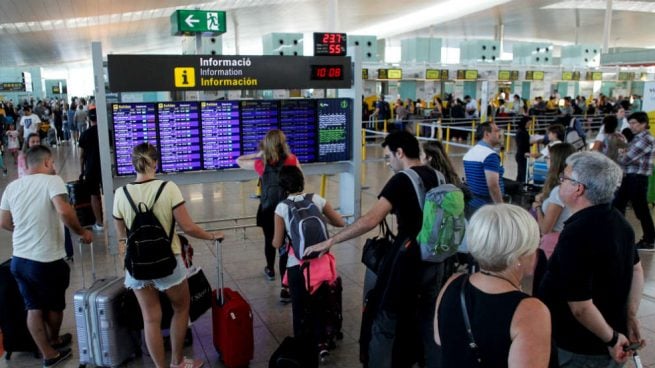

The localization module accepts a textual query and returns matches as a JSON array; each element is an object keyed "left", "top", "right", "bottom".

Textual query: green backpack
[{"left": 403, "top": 168, "right": 466, "bottom": 263}]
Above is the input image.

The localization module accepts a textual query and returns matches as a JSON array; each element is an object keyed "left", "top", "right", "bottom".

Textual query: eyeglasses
[{"left": 559, "top": 174, "right": 585, "bottom": 187}]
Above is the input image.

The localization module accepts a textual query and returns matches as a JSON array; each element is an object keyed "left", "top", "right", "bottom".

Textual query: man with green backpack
[{"left": 303, "top": 131, "right": 465, "bottom": 368}]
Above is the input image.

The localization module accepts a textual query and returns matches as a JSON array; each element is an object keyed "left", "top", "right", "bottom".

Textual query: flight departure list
[
  {"left": 158, "top": 102, "right": 202, "bottom": 173},
  {"left": 201, "top": 101, "right": 242, "bottom": 169},
  {"left": 280, "top": 100, "right": 317, "bottom": 163},
  {"left": 317, "top": 98, "right": 352, "bottom": 162},
  {"left": 112, "top": 103, "right": 157, "bottom": 176},
  {"left": 111, "top": 99, "right": 353, "bottom": 176},
  {"left": 240, "top": 100, "right": 279, "bottom": 155}
]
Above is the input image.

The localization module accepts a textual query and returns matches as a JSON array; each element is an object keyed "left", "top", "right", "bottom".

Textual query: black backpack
[
  {"left": 123, "top": 181, "right": 177, "bottom": 280},
  {"left": 260, "top": 158, "right": 287, "bottom": 211}
]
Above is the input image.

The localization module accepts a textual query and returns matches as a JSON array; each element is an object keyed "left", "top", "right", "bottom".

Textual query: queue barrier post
[
  {"left": 362, "top": 129, "right": 367, "bottom": 161},
  {"left": 445, "top": 127, "right": 451, "bottom": 154},
  {"left": 320, "top": 175, "right": 327, "bottom": 198},
  {"left": 471, "top": 121, "right": 477, "bottom": 146}
]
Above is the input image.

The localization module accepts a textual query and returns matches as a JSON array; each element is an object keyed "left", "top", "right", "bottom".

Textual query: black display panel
[
  {"left": 240, "top": 100, "right": 279, "bottom": 155},
  {"left": 280, "top": 100, "right": 317, "bottom": 163},
  {"left": 157, "top": 102, "right": 202, "bottom": 173},
  {"left": 317, "top": 98, "right": 352, "bottom": 162},
  {"left": 200, "top": 101, "right": 242, "bottom": 169},
  {"left": 112, "top": 103, "right": 158, "bottom": 176}
]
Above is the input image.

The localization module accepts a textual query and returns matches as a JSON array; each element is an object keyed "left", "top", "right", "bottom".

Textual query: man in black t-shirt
[
  {"left": 305, "top": 131, "right": 444, "bottom": 368},
  {"left": 78, "top": 108, "right": 103, "bottom": 231},
  {"left": 537, "top": 152, "right": 644, "bottom": 366}
]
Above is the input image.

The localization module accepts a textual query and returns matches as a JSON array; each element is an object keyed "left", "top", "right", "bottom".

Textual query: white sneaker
[{"left": 92, "top": 223, "right": 104, "bottom": 232}]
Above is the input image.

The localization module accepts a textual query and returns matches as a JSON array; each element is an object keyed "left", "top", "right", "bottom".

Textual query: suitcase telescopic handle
[
  {"left": 215, "top": 238, "right": 224, "bottom": 304},
  {"left": 79, "top": 240, "right": 95, "bottom": 288}
]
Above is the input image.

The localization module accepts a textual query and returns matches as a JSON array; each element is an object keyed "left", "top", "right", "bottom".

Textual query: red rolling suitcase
[{"left": 211, "top": 239, "right": 254, "bottom": 368}]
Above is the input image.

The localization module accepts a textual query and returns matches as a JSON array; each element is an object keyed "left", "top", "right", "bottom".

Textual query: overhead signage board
[
  {"left": 107, "top": 55, "right": 352, "bottom": 91},
  {"left": 171, "top": 9, "right": 226, "bottom": 36},
  {"left": 426, "top": 69, "right": 441, "bottom": 80},
  {"left": 585, "top": 71, "right": 603, "bottom": 81},
  {"left": 618, "top": 72, "right": 635, "bottom": 81},
  {"left": 377, "top": 68, "right": 402, "bottom": 80},
  {"left": 498, "top": 70, "right": 511, "bottom": 81},
  {"left": 362, "top": 68, "right": 368, "bottom": 80},
  {"left": 526, "top": 71, "right": 544, "bottom": 81},
  {"left": 313, "top": 32, "right": 347, "bottom": 56},
  {"left": 0, "top": 82, "right": 25, "bottom": 92},
  {"left": 562, "top": 71, "right": 573, "bottom": 81},
  {"left": 456, "top": 69, "right": 478, "bottom": 80}
]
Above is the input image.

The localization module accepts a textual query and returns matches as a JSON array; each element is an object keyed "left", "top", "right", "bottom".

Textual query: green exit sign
[{"left": 171, "top": 10, "right": 226, "bottom": 36}]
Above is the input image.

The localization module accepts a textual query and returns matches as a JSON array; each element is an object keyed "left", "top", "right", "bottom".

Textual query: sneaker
[
  {"left": 170, "top": 357, "right": 204, "bottom": 368},
  {"left": 2, "top": 169, "right": 6, "bottom": 177},
  {"left": 263, "top": 266, "right": 275, "bottom": 281},
  {"left": 280, "top": 287, "right": 291, "bottom": 303},
  {"left": 318, "top": 345, "right": 330, "bottom": 363},
  {"left": 92, "top": 223, "right": 104, "bottom": 232},
  {"left": 42, "top": 348, "right": 72, "bottom": 368},
  {"left": 636, "top": 239, "right": 655, "bottom": 251}
]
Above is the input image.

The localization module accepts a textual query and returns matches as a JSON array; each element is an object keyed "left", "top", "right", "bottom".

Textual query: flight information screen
[
  {"left": 200, "top": 101, "right": 242, "bottom": 169},
  {"left": 111, "top": 103, "right": 157, "bottom": 176},
  {"left": 317, "top": 98, "right": 352, "bottom": 162},
  {"left": 157, "top": 102, "right": 202, "bottom": 173},
  {"left": 240, "top": 100, "right": 279, "bottom": 155},
  {"left": 280, "top": 99, "right": 317, "bottom": 163}
]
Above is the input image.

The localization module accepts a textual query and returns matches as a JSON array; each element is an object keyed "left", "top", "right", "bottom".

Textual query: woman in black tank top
[{"left": 434, "top": 204, "right": 555, "bottom": 368}]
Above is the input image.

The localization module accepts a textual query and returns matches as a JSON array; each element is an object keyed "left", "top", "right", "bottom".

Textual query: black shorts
[
  {"left": 84, "top": 175, "right": 102, "bottom": 196},
  {"left": 10, "top": 257, "right": 70, "bottom": 311}
]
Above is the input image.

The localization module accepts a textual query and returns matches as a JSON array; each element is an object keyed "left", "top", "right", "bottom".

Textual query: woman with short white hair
[{"left": 434, "top": 204, "right": 554, "bottom": 368}]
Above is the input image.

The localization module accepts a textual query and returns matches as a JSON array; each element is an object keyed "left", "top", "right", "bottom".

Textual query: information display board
[
  {"left": 241, "top": 100, "right": 279, "bottom": 155},
  {"left": 111, "top": 98, "right": 353, "bottom": 176},
  {"left": 456, "top": 70, "right": 478, "bottom": 80},
  {"left": 157, "top": 102, "right": 202, "bottom": 173},
  {"left": 317, "top": 98, "right": 352, "bottom": 162},
  {"left": 280, "top": 100, "right": 317, "bottom": 163},
  {"left": 200, "top": 101, "right": 242, "bottom": 170},
  {"left": 112, "top": 103, "right": 158, "bottom": 176}
]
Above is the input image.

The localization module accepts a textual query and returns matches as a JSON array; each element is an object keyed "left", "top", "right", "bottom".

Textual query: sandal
[{"left": 170, "top": 357, "right": 204, "bottom": 368}]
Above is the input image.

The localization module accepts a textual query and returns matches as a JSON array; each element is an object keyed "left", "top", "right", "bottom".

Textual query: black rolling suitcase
[
  {"left": 0, "top": 259, "right": 38, "bottom": 360},
  {"left": 66, "top": 180, "right": 95, "bottom": 227}
]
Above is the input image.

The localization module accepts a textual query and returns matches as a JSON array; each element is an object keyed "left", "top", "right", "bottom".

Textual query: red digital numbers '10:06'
[{"left": 311, "top": 65, "right": 344, "bottom": 80}]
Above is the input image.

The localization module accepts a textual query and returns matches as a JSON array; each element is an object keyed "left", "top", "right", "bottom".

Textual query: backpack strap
[
  {"left": 123, "top": 181, "right": 175, "bottom": 240},
  {"left": 401, "top": 168, "right": 446, "bottom": 210}
]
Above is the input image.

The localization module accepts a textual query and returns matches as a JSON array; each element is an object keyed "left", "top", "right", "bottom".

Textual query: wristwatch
[{"left": 605, "top": 330, "right": 618, "bottom": 347}]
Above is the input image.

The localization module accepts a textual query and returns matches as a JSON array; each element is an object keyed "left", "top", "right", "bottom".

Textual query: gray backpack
[
  {"left": 284, "top": 194, "right": 329, "bottom": 259},
  {"left": 403, "top": 168, "right": 466, "bottom": 263}
]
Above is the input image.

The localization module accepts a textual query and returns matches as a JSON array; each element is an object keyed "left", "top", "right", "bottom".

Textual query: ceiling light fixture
[{"left": 542, "top": 0, "right": 655, "bottom": 13}]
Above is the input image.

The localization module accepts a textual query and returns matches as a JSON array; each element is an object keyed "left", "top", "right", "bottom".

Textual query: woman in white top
[
  {"left": 271, "top": 165, "right": 344, "bottom": 357},
  {"left": 113, "top": 143, "right": 223, "bottom": 368},
  {"left": 532, "top": 143, "right": 577, "bottom": 257}
]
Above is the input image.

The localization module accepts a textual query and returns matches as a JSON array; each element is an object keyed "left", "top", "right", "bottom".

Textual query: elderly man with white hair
[{"left": 538, "top": 151, "right": 645, "bottom": 367}]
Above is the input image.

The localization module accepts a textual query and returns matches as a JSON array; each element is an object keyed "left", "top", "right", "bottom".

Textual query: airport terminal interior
[{"left": 2, "top": 0, "right": 655, "bottom": 367}]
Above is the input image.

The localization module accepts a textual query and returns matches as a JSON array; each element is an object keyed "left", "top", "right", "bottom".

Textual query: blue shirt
[{"left": 463, "top": 141, "right": 504, "bottom": 210}]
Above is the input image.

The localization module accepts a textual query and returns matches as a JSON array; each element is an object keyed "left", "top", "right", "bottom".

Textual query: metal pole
[
  {"left": 602, "top": 0, "right": 613, "bottom": 53},
  {"left": 91, "top": 42, "right": 117, "bottom": 255}
]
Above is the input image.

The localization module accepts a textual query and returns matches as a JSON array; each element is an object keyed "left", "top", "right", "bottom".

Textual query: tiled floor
[{"left": 0, "top": 141, "right": 653, "bottom": 368}]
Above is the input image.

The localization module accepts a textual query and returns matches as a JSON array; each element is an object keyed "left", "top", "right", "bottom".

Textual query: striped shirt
[
  {"left": 619, "top": 130, "right": 655, "bottom": 176},
  {"left": 463, "top": 141, "right": 505, "bottom": 210}
]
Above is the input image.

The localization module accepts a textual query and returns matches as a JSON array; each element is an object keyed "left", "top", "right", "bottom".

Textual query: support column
[{"left": 602, "top": 0, "right": 613, "bottom": 53}]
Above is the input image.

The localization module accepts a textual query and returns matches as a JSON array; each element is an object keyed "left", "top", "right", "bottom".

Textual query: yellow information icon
[{"left": 174, "top": 67, "right": 196, "bottom": 88}]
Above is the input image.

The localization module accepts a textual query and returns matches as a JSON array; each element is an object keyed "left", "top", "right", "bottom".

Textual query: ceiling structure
[{"left": 0, "top": 0, "right": 654, "bottom": 67}]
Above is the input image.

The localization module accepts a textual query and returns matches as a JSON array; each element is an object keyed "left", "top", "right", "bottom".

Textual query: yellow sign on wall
[{"left": 174, "top": 67, "right": 196, "bottom": 87}]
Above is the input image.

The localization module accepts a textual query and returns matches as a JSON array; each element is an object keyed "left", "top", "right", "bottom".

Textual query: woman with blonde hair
[
  {"left": 237, "top": 129, "right": 301, "bottom": 302},
  {"left": 435, "top": 204, "right": 553, "bottom": 367},
  {"left": 113, "top": 143, "right": 223, "bottom": 368}
]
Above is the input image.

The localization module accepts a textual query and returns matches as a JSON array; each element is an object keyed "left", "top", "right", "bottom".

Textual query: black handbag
[{"left": 361, "top": 220, "right": 395, "bottom": 275}]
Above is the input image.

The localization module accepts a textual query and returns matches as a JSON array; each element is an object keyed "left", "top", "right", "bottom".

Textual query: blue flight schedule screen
[
  {"left": 157, "top": 102, "right": 202, "bottom": 173},
  {"left": 240, "top": 100, "right": 279, "bottom": 155},
  {"left": 317, "top": 98, "right": 352, "bottom": 162},
  {"left": 111, "top": 103, "right": 157, "bottom": 176},
  {"left": 280, "top": 100, "right": 317, "bottom": 163},
  {"left": 200, "top": 101, "right": 242, "bottom": 169}
]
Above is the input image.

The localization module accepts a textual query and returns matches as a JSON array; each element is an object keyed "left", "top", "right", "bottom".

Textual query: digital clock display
[
  {"left": 314, "top": 32, "right": 347, "bottom": 56},
  {"left": 311, "top": 65, "right": 344, "bottom": 80}
]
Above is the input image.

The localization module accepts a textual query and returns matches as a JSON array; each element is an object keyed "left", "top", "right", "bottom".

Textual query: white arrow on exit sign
[{"left": 185, "top": 14, "right": 200, "bottom": 28}]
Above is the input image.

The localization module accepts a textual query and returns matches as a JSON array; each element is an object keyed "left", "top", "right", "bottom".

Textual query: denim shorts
[
  {"left": 10, "top": 256, "right": 70, "bottom": 311},
  {"left": 124, "top": 255, "right": 186, "bottom": 291}
]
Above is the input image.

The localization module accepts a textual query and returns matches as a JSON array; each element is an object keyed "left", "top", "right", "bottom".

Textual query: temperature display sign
[{"left": 313, "top": 32, "right": 347, "bottom": 56}]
